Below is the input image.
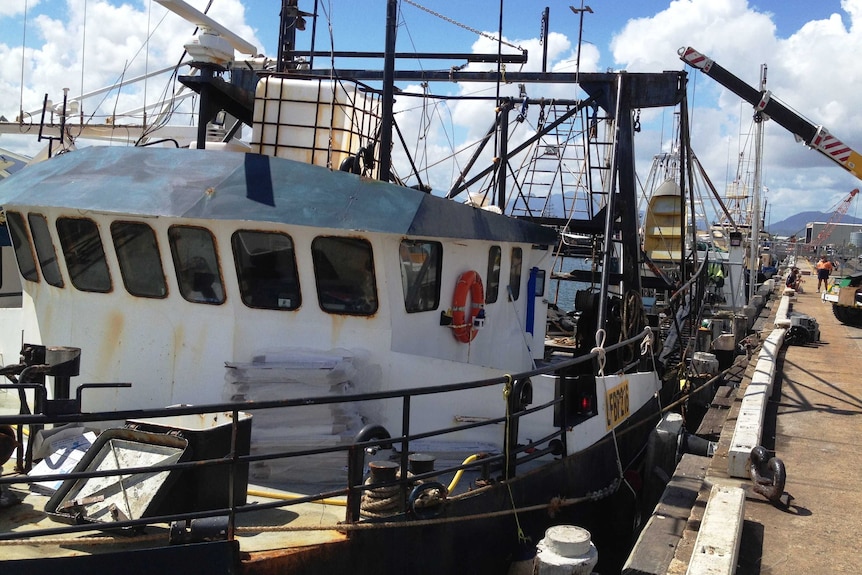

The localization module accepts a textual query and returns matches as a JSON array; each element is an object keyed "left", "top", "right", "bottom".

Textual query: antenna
[{"left": 155, "top": 0, "right": 258, "bottom": 62}]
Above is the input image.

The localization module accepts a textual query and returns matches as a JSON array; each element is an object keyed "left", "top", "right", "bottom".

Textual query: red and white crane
[
  {"left": 679, "top": 46, "right": 862, "bottom": 179},
  {"left": 810, "top": 188, "right": 859, "bottom": 249}
]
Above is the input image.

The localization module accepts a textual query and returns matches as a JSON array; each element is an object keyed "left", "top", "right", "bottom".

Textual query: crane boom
[{"left": 679, "top": 46, "right": 862, "bottom": 180}]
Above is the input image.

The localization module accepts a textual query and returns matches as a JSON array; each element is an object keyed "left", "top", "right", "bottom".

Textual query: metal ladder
[{"left": 508, "top": 102, "right": 613, "bottom": 222}]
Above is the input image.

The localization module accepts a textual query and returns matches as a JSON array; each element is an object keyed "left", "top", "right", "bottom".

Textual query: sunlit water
[{"left": 547, "top": 255, "right": 595, "bottom": 312}]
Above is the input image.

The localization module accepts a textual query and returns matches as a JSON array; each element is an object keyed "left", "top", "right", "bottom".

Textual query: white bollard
[{"left": 534, "top": 525, "right": 598, "bottom": 575}]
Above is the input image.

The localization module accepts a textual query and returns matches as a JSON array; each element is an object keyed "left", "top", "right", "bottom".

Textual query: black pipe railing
[{"left": 0, "top": 327, "right": 654, "bottom": 542}]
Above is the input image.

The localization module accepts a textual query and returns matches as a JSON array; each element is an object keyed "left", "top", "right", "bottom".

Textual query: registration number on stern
[{"left": 605, "top": 379, "right": 630, "bottom": 430}]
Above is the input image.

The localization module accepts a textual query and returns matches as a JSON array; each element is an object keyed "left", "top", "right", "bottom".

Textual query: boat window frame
[
  {"left": 312, "top": 235, "right": 378, "bottom": 316},
  {"left": 111, "top": 221, "right": 168, "bottom": 299},
  {"left": 399, "top": 239, "right": 442, "bottom": 313},
  {"left": 168, "top": 225, "right": 226, "bottom": 305},
  {"left": 231, "top": 229, "right": 301, "bottom": 311},
  {"left": 485, "top": 245, "right": 501, "bottom": 304},
  {"left": 509, "top": 246, "right": 523, "bottom": 301},
  {"left": 28, "top": 213, "right": 64, "bottom": 288},
  {"left": 5, "top": 211, "right": 39, "bottom": 283},
  {"left": 56, "top": 216, "right": 112, "bottom": 293}
]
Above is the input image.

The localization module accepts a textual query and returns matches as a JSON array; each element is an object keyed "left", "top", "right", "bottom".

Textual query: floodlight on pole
[{"left": 569, "top": 3, "right": 593, "bottom": 83}]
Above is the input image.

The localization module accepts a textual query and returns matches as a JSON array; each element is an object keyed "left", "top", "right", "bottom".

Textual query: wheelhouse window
[
  {"left": 57, "top": 217, "right": 111, "bottom": 292},
  {"left": 5, "top": 211, "right": 38, "bottom": 282},
  {"left": 232, "top": 230, "right": 300, "bottom": 310},
  {"left": 312, "top": 236, "right": 377, "bottom": 315},
  {"left": 509, "top": 247, "right": 523, "bottom": 301},
  {"left": 168, "top": 225, "right": 225, "bottom": 304},
  {"left": 399, "top": 239, "right": 441, "bottom": 313},
  {"left": 111, "top": 221, "right": 167, "bottom": 298},
  {"left": 28, "top": 214, "right": 64, "bottom": 287},
  {"left": 485, "top": 245, "right": 501, "bottom": 304}
]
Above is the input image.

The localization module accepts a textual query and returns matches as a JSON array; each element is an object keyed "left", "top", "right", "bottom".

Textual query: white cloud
[
  {"left": 0, "top": 0, "right": 38, "bottom": 19},
  {"left": 610, "top": 0, "right": 862, "bottom": 224},
  {"left": 0, "top": 0, "right": 260, "bottom": 156}
]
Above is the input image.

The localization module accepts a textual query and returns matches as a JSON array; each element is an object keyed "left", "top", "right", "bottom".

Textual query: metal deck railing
[{"left": 0, "top": 327, "right": 653, "bottom": 542}]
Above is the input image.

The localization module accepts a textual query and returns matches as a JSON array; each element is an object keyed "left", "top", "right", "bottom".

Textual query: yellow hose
[
  {"left": 249, "top": 452, "right": 485, "bottom": 505},
  {"left": 447, "top": 453, "right": 482, "bottom": 494},
  {"left": 246, "top": 488, "right": 347, "bottom": 507}
]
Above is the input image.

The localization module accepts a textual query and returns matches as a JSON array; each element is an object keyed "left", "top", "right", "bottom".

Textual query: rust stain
[
  {"left": 172, "top": 324, "right": 184, "bottom": 397},
  {"left": 329, "top": 314, "right": 344, "bottom": 345},
  {"left": 95, "top": 309, "right": 126, "bottom": 374},
  {"left": 240, "top": 538, "right": 350, "bottom": 575},
  {"left": 106, "top": 309, "right": 125, "bottom": 344}
]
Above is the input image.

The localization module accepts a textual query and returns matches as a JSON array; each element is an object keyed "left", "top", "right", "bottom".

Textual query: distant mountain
[{"left": 767, "top": 212, "right": 862, "bottom": 237}]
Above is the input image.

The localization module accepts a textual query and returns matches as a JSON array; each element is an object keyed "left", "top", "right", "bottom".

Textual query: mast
[
  {"left": 277, "top": 0, "right": 300, "bottom": 72},
  {"left": 378, "top": 0, "right": 398, "bottom": 183},
  {"left": 749, "top": 63, "right": 766, "bottom": 305}
]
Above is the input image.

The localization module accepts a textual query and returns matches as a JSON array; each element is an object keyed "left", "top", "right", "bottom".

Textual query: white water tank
[
  {"left": 850, "top": 231, "right": 862, "bottom": 248},
  {"left": 250, "top": 78, "right": 380, "bottom": 170}
]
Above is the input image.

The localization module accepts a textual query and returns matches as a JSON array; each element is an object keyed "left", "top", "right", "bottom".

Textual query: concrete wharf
[{"left": 626, "top": 260, "right": 862, "bottom": 574}]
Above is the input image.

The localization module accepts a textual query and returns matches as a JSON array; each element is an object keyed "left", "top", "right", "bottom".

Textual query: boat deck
[
  {"left": 0, "top": 396, "right": 499, "bottom": 565},
  {"left": 0, "top": 483, "right": 349, "bottom": 562}
]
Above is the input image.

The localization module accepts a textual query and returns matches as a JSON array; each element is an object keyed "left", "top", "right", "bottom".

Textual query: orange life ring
[{"left": 452, "top": 270, "right": 485, "bottom": 343}]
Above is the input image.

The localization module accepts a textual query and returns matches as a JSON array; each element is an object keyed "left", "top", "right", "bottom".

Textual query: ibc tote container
[{"left": 251, "top": 77, "right": 381, "bottom": 170}]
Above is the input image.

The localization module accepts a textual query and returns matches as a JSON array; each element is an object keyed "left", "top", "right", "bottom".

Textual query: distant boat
[{"left": 643, "top": 178, "right": 683, "bottom": 263}]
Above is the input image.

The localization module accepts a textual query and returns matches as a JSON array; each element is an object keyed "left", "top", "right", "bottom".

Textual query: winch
[{"left": 786, "top": 313, "right": 820, "bottom": 345}]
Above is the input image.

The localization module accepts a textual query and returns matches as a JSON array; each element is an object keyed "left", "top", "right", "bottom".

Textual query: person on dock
[
  {"left": 786, "top": 267, "right": 801, "bottom": 292},
  {"left": 816, "top": 255, "right": 833, "bottom": 292}
]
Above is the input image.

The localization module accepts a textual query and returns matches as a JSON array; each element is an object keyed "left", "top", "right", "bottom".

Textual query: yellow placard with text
[{"left": 605, "top": 379, "right": 630, "bottom": 431}]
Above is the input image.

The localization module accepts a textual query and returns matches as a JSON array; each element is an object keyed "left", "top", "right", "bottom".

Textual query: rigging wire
[
  {"left": 18, "top": 0, "right": 28, "bottom": 123},
  {"left": 144, "top": 0, "right": 150, "bottom": 128},
  {"left": 401, "top": 0, "right": 524, "bottom": 53},
  {"left": 90, "top": 6, "right": 175, "bottom": 135},
  {"left": 494, "top": 0, "right": 504, "bottom": 205},
  {"left": 80, "top": 0, "right": 88, "bottom": 126},
  {"left": 135, "top": 8, "right": 187, "bottom": 141}
]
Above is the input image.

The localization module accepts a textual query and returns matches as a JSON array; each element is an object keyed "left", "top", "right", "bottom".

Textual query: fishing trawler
[
  {"left": 0, "top": 3, "right": 698, "bottom": 574},
  {"left": 636, "top": 134, "right": 754, "bottom": 425}
]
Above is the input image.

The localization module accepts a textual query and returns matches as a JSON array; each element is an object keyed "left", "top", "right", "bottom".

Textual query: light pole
[{"left": 570, "top": 3, "right": 593, "bottom": 83}]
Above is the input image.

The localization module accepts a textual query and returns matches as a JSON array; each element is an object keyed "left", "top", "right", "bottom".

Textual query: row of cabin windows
[{"left": 5, "top": 211, "right": 523, "bottom": 316}]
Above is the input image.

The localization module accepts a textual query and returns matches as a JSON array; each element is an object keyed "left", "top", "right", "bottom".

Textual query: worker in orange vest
[{"left": 816, "top": 255, "right": 834, "bottom": 292}]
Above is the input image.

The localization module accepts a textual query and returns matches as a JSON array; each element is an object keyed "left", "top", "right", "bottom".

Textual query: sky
[{"left": 1, "top": 0, "right": 861, "bottom": 229}]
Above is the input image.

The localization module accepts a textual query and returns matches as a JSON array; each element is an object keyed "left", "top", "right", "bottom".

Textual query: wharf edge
[{"left": 627, "top": 258, "right": 862, "bottom": 574}]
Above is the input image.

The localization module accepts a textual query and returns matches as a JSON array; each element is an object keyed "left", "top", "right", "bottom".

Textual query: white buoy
[{"left": 534, "top": 525, "right": 598, "bottom": 574}]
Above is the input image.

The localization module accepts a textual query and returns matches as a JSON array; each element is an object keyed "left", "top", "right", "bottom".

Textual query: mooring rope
[
  {"left": 0, "top": 477, "right": 623, "bottom": 546},
  {"left": 590, "top": 328, "right": 607, "bottom": 376},
  {"left": 501, "top": 374, "right": 528, "bottom": 545}
]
